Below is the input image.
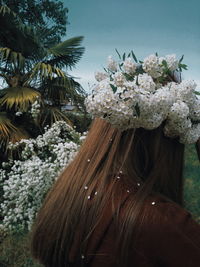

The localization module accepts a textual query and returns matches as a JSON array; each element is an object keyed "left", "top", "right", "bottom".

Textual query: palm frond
[
  {"left": 39, "top": 76, "right": 72, "bottom": 104},
  {"left": 0, "top": 5, "right": 18, "bottom": 18},
  {"left": 38, "top": 106, "right": 73, "bottom": 128},
  {"left": 0, "top": 87, "right": 40, "bottom": 111},
  {"left": 28, "top": 62, "right": 66, "bottom": 82},
  {"left": 0, "top": 112, "right": 28, "bottom": 140},
  {"left": 0, "top": 47, "right": 25, "bottom": 69},
  {"left": 47, "top": 36, "right": 85, "bottom": 69}
]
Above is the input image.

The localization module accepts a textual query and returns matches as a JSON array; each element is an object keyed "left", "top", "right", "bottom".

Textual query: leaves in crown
[
  {"left": 195, "top": 91, "right": 200, "bottom": 96},
  {"left": 115, "top": 48, "right": 121, "bottom": 59},
  {"left": 179, "top": 55, "right": 184, "bottom": 63},
  {"left": 110, "top": 84, "right": 117, "bottom": 93},
  {"left": 123, "top": 53, "right": 126, "bottom": 61},
  {"left": 135, "top": 103, "right": 140, "bottom": 117},
  {"left": 123, "top": 72, "right": 134, "bottom": 81},
  {"left": 131, "top": 51, "right": 138, "bottom": 63}
]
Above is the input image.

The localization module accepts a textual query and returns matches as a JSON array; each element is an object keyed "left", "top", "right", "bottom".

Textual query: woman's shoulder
[{"left": 121, "top": 190, "right": 200, "bottom": 266}]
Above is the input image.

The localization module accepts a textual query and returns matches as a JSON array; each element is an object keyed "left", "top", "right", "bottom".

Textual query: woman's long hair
[{"left": 31, "top": 117, "right": 186, "bottom": 266}]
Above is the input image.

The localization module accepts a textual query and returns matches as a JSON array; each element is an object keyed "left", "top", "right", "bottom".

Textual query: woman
[{"left": 31, "top": 53, "right": 200, "bottom": 266}]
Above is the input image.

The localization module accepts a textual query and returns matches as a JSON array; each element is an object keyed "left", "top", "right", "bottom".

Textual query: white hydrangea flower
[
  {"left": 123, "top": 57, "right": 137, "bottom": 74},
  {"left": 142, "top": 54, "right": 161, "bottom": 78},
  {"left": 168, "top": 100, "right": 190, "bottom": 121},
  {"left": 190, "top": 99, "right": 200, "bottom": 121},
  {"left": 113, "top": 71, "right": 126, "bottom": 87},
  {"left": 137, "top": 73, "right": 156, "bottom": 92},
  {"left": 165, "top": 54, "right": 179, "bottom": 71},
  {"left": 180, "top": 124, "right": 200, "bottom": 144},
  {"left": 177, "top": 80, "right": 197, "bottom": 105},
  {"left": 164, "top": 118, "right": 192, "bottom": 137},
  {"left": 107, "top": 56, "right": 118, "bottom": 72}
]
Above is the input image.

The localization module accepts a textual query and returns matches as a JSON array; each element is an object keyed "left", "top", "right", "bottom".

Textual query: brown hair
[{"left": 31, "top": 117, "right": 185, "bottom": 266}]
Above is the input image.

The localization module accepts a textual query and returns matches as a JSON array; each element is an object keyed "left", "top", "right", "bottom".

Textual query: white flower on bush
[
  {"left": 0, "top": 121, "right": 82, "bottom": 232},
  {"left": 30, "top": 97, "right": 41, "bottom": 119},
  {"left": 15, "top": 111, "right": 23, "bottom": 116}
]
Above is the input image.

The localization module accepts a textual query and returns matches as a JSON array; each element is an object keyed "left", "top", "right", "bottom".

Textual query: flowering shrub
[
  {"left": 0, "top": 121, "right": 84, "bottom": 232},
  {"left": 86, "top": 52, "right": 200, "bottom": 144}
]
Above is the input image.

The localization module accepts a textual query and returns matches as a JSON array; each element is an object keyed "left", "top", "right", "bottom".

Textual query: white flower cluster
[
  {"left": 143, "top": 54, "right": 179, "bottom": 78},
  {"left": 30, "top": 97, "right": 40, "bottom": 119},
  {"left": 85, "top": 53, "right": 200, "bottom": 144},
  {"left": 0, "top": 121, "right": 82, "bottom": 232}
]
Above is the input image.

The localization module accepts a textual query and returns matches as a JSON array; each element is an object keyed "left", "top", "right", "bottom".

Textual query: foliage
[
  {"left": 0, "top": 121, "right": 83, "bottom": 232},
  {"left": 0, "top": 230, "right": 42, "bottom": 267},
  {"left": 65, "top": 111, "right": 92, "bottom": 133},
  {"left": 1, "top": 0, "right": 68, "bottom": 47},
  {"left": 0, "top": 5, "right": 86, "bottom": 159},
  {"left": 184, "top": 144, "right": 200, "bottom": 222}
]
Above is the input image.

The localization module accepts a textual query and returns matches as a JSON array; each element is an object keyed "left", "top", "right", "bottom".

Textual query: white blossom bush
[{"left": 0, "top": 121, "right": 83, "bottom": 232}]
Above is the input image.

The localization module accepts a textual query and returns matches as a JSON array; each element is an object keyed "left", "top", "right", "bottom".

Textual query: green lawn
[{"left": 184, "top": 144, "right": 200, "bottom": 222}]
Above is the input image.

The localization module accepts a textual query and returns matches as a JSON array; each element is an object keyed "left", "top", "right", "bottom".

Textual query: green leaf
[
  {"left": 131, "top": 51, "right": 138, "bottom": 63},
  {"left": 179, "top": 55, "right": 184, "bottom": 63},
  {"left": 155, "top": 52, "right": 158, "bottom": 56},
  {"left": 195, "top": 91, "right": 200, "bottom": 96},
  {"left": 181, "top": 64, "right": 188, "bottom": 70},
  {"left": 135, "top": 103, "right": 140, "bottom": 117},
  {"left": 110, "top": 84, "right": 117, "bottom": 93},
  {"left": 122, "top": 53, "right": 126, "bottom": 61},
  {"left": 115, "top": 49, "right": 121, "bottom": 59},
  {"left": 136, "top": 75, "right": 139, "bottom": 86},
  {"left": 162, "top": 59, "right": 168, "bottom": 68},
  {"left": 123, "top": 72, "right": 134, "bottom": 81}
]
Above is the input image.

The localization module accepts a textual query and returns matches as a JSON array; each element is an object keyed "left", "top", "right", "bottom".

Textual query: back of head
[{"left": 31, "top": 117, "right": 185, "bottom": 266}]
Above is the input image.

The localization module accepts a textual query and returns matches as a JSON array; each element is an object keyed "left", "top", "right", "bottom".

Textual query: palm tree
[{"left": 0, "top": 5, "right": 86, "bottom": 160}]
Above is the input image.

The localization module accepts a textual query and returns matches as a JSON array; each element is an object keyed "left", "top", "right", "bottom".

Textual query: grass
[
  {"left": 183, "top": 144, "right": 200, "bottom": 222},
  {"left": 0, "top": 231, "right": 42, "bottom": 267},
  {"left": 0, "top": 144, "right": 199, "bottom": 266}
]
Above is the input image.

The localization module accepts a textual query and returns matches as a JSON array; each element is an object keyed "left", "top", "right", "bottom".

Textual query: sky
[{"left": 63, "top": 0, "right": 200, "bottom": 92}]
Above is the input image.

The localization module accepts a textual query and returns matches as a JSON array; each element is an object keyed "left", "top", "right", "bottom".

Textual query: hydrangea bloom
[
  {"left": 0, "top": 121, "right": 82, "bottom": 232},
  {"left": 123, "top": 57, "right": 137, "bottom": 74},
  {"left": 85, "top": 52, "right": 200, "bottom": 144}
]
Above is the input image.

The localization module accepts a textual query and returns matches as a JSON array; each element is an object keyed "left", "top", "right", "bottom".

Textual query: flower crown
[{"left": 85, "top": 51, "right": 200, "bottom": 144}]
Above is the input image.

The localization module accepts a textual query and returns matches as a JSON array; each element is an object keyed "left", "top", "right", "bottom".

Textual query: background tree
[
  {"left": 0, "top": 5, "right": 86, "bottom": 161},
  {"left": 0, "top": 0, "right": 68, "bottom": 47}
]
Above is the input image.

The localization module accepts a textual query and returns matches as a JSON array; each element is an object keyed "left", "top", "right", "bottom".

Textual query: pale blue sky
[{"left": 64, "top": 0, "right": 200, "bottom": 91}]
